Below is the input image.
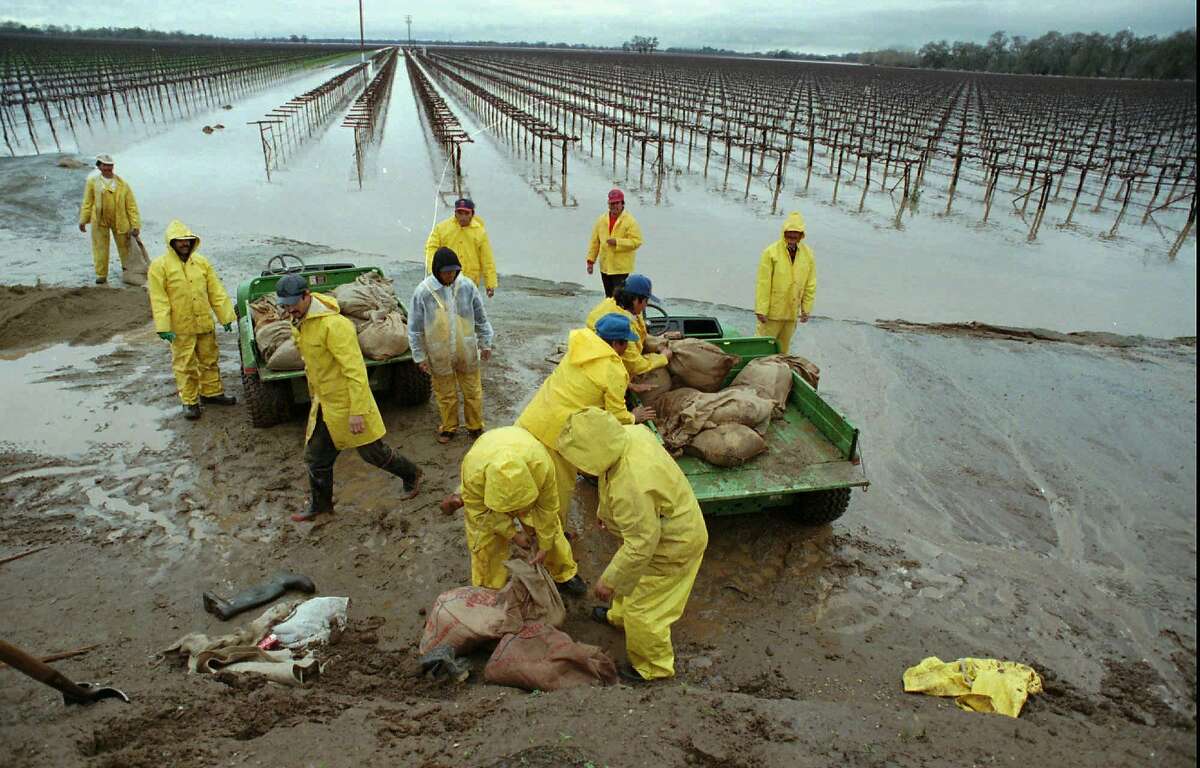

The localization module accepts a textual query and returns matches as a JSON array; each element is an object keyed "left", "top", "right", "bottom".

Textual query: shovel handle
[{"left": 0, "top": 639, "right": 97, "bottom": 702}]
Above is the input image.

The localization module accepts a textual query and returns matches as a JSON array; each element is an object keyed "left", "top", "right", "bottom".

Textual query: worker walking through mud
[
  {"left": 585, "top": 274, "right": 677, "bottom": 377},
  {"left": 586, "top": 189, "right": 644, "bottom": 297},
  {"left": 409, "top": 247, "right": 495, "bottom": 444},
  {"left": 147, "top": 220, "right": 237, "bottom": 421},
  {"left": 755, "top": 211, "right": 817, "bottom": 354},
  {"left": 558, "top": 408, "right": 708, "bottom": 683},
  {"left": 517, "top": 314, "right": 654, "bottom": 530},
  {"left": 424, "top": 198, "right": 498, "bottom": 297},
  {"left": 275, "top": 274, "right": 422, "bottom": 522},
  {"left": 439, "top": 426, "right": 587, "bottom": 596},
  {"left": 78, "top": 153, "right": 140, "bottom": 285}
]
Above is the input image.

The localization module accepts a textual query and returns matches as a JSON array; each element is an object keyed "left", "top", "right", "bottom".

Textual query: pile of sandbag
[
  {"left": 418, "top": 560, "right": 617, "bottom": 691},
  {"left": 250, "top": 295, "right": 304, "bottom": 371},
  {"left": 666, "top": 338, "right": 740, "bottom": 392},
  {"left": 332, "top": 272, "right": 410, "bottom": 361}
]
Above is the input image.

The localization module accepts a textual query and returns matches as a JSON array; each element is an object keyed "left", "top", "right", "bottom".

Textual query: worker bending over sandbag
[
  {"left": 558, "top": 408, "right": 709, "bottom": 683},
  {"left": 585, "top": 273, "right": 676, "bottom": 378}
]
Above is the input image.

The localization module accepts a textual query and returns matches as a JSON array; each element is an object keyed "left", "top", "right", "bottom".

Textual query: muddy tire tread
[
  {"left": 793, "top": 487, "right": 851, "bottom": 526},
  {"left": 243, "top": 369, "right": 284, "bottom": 428},
  {"left": 392, "top": 361, "right": 432, "bottom": 406}
]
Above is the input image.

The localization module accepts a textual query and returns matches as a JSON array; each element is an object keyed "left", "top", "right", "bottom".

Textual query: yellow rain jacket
[
  {"left": 460, "top": 427, "right": 577, "bottom": 587},
  {"left": 903, "top": 657, "right": 1044, "bottom": 718},
  {"left": 558, "top": 408, "right": 708, "bottom": 679},
  {"left": 424, "top": 215, "right": 498, "bottom": 291},
  {"left": 586, "top": 209, "right": 643, "bottom": 275},
  {"left": 517, "top": 328, "right": 633, "bottom": 450},
  {"left": 585, "top": 297, "right": 667, "bottom": 378},
  {"left": 147, "top": 220, "right": 235, "bottom": 335},
  {"left": 293, "top": 292, "right": 386, "bottom": 450},
  {"left": 79, "top": 173, "right": 140, "bottom": 234},
  {"left": 755, "top": 211, "right": 816, "bottom": 320}
]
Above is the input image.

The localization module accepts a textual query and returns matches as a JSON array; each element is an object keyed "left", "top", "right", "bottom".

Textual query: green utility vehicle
[
  {"left": 645, "top": 312, "right": 867, "bottom": 525},
  {"left": 235, "top": 256, "right": 431, "bottom": 428}
]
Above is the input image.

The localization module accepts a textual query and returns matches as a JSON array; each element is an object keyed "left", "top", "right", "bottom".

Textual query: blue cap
[
  {"left": 622, "top": 274, "right": 659, "bottom": 303},
  {"left": 594, "top": 313, "right": 639, "bottom": 342},
  {"left": 275, "top": 273, "right": 309, "bottom": 306},
  {"left": 454, "top": 198, "right": 475, "bottom": 212}
]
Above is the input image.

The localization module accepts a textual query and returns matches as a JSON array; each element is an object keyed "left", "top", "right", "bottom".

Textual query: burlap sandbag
[
  {"left": 684, "top": 423, "right": 769, "bottom": 467},
  {"left": 654, "top": 387, "right": 702, "bottom": 423},
  {"left": 267, "top": 338, "right": 304, "bottom": 371},
  {"left": 255, "top": 318, "right": 293, "bottom": 359},
  {"left": 731, "top": 356, "right": 794, "bottom": 416},
  {"left": 632, "top": 366, "right": 673, "bottom": 410},
  {"left": 250, "top": 295, "right": 282, "bottom": 325},
  {"left": 781, "top": 355, "right": 820, "bottom": 390},
  {"left": 484, "top": 623, "right": 618, "bottom": 692},
  {"left": 332, "top": 271, "right": 399, "bottom": 318},
  {"left": 357, "top": 310, "right": 410, "bottom": 361},
  {"left": 667, "top": 338, "right": 739, "bottom": 392},
  {"left": 496, "top": 559, "right": 566, "bottom": 634},
  {"left": 659, "top": 388, "right": 775, "bottom": 452},
  {"left": 121, "top": 234, "right": 151, "bottom": 287}
]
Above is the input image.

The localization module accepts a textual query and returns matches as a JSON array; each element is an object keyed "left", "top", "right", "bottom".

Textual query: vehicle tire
[
  {"left": 392, "top": 361, "right": 432, "bottom": 406},
  {"left": 243, "top": 369, "right": 290, "bottom": 428},
  {"left": 792, "top": 487, "right": 851, "bottom": 526}
]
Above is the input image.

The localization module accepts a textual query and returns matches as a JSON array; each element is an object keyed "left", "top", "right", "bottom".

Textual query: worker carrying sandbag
[
  {"left": 440, "top": 426, "right": 587, "bottom": 597},
  {"left": 755, "top": 211, "right": 817, "bottom": 354},
  {"left": 517, "top": 314, "right": 653, "bottom": 529},
  {"left": 147, "top": 220, "right": 237, "bottom": 421},
  {"left": 78, "top": 153, "right": 141, "bottom": 285},
  {"left": 558, "top": 408, "right": 709, "bottom": 683},
  {"left": 409, "top": 247, "right": 495, "bottom": 444},
  {"left": 586, "top": 189, "right": 644, "bottom": 297},
  {"left": 275, "top": 274, "right": 422, "bottom": 523},
  {"left": 424, "top": 198, "right": 498, "bottom": 297},
  {"left": 585, "top": 274, "right": 678, "bottom": 378}
]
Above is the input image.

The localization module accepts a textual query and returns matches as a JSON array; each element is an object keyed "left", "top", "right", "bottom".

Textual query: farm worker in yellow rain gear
[
  {"left": 517, "top": 314, "right": 655, "bottom": 530},
  {"left": 424, "top": 198, "right": 498, "bottom": 297},
  {"left": 409, "top": 247, "right": 495, "bottom": 444},
  {"left": 558, "top": 407, "right": 709, "bottom": 683},
  {"left": 147, "top": 220, "right": 237, "bottom": 421},
  {"left": 276, "top": 274, "right": 422, "bottom": 523},
  {"left": 438, "top": 426, "right": 587, "bottom": 596},
  {"left": 755, "top": 210, "right": 816, "bottom": 354},
  {"left": 78, "top": 153, "right": 140, "bottom": 284},
  {"left": 586, "top": 188, "right": 644, "bottom": 297},
  {"left": 585, "top": 274, "right": 679, "bottom": 378}
]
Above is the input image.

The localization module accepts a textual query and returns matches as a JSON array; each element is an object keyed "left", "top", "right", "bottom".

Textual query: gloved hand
[
  {"left": 222, "top": 322, "right": 233, "bottom": 332},
  {"left": 158, "top": 331, "right": 176, "bottom": 342}
]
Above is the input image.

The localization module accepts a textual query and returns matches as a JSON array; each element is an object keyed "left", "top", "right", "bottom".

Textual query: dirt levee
[{"left": 0, "top": 285, "right": 151, "bottom": 350}]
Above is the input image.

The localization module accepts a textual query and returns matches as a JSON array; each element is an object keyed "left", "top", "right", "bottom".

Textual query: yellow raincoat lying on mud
[
  {"left": 585, "top": 297, "right": 667, "bottom": 378},
  {"left": 586, "top": 209, "right": 643, "bottom": 275},
  {"left": 903, "top": 656, "right": 1044, "bottom": 718},
  {"left": 80, "top": 170, "right": 140, "bottom": 280},
  {"left": 293, "top": 292, "right": 386, "bottom": 450},
  {"left": 558, "top": 408, "right": 709, "bottom": 680},
  {"left": 424, "top": 215, "right": 498, "bottom": 292},
  {"left": 459, "top": 427, "right": 579, "bottom": 588},
  {"left": 517, "top": 328, "right": 634, "bottom": 525},
  {"left": 755, "top": 211, "right": 816, "bottom": 354},
  {"left": 147, "top": 220, "right": 235, "bottom": 405}
]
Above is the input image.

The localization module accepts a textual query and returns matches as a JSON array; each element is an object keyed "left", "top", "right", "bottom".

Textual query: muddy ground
[{"left": 0, "top": 238, "right": 1195, "bottom": 766}]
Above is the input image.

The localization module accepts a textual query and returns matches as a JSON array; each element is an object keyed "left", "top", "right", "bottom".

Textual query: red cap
[{"left": 607, "top": 189, "right": 624, "bottom": 203}]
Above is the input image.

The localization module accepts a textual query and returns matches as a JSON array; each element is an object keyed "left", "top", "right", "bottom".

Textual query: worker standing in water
[
  {"left": 755, "top": 211, "right": 816, "bottom": 354},
  {"left": 146, "top": 220, "right": 237, "bottom": 421},
  {"left": 586, "top": 189, "right": 643, "bottom": 297},
  {"left": 78, "top": 153, "right": 140, "bottom": 285},
  {"left": 424, "top": 198, "right": 498, "bottom": 297}
]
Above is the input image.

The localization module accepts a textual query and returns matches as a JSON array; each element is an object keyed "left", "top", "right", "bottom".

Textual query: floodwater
[{"left": 4, "top": 53, "right": 1195, "bottom": 338}]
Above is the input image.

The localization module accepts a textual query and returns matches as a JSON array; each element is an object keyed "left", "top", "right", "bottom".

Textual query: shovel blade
[{"left": 63, "top": 682, "right": 130, "bottom": 706}]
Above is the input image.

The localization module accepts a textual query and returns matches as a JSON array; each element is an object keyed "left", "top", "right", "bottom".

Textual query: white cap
[{"left": 95, "top": 153, "right": 114, "bottom": 164}]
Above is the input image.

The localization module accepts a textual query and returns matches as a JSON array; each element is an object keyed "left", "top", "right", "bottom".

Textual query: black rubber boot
[
  {"left": 201, "top": 393, "right": 237, "bottom": 406},
  {"left": 590, "top": 606, "right": 611, "bottom": 625},
  {"left": 293, "top": 472, "right": 334, "bottom": 522},
  {"left": 556, "top": 575, "right": 588, "bottom": 597},
  {"left": 618, "top": 661, "right": 647, "bottom": 684},
  {"left": 183, "top": 403, "right": 202, "bottom": 420}
]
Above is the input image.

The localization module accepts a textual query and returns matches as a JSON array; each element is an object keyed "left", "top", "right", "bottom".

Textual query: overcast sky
[{"left": 4, "top": 0, "right": 1196, "bottom": 53}]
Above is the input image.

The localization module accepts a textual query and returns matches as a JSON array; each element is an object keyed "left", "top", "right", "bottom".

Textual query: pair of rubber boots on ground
[{"left": 181, "top": 393, "right": 237, "bottom": 420}]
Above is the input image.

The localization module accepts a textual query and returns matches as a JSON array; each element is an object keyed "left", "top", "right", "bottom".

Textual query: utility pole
[
  {"left": 405, "top": 15, "right": 413, "bottom": 44},
  {"left": 358, "top": 0, "right": 365, "bottom": 63}
]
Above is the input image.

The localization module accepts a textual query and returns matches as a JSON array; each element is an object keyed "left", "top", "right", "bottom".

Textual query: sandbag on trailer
[
  {"left": 685, "top": 423, "right": 769, "bottom": 467},
  {"left": 631, "top": 366, "right": 673, "bottom": 410},
  {"left": 357, "top": 310, "right": 410, "bottom": 360},
  {"left": 659, "top": 388, "right": 775, "bottom": 452},
  {"left": 730, "top": 356, "right": 794, "bottom": 416},
  {"left": 666, "top": 338, "right": 739, "bottom": 392},
  {"left": 332, "top": 271, "right": 399, "bottom": 318}
]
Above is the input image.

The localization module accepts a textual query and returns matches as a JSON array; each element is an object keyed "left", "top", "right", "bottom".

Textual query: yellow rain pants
[
  {"left": 903, "top": 656, "right": 1044, "bottom": 718},
  {"left": 461, "top": 427, "right": 578, "bottom": 588},
  {"left": 432, "top": 369, "right": 484, "bottom": 433},
  {"left": 91, "top": 225, "right": 132, "bottom": 280},
  {"left": 558, "top": 408, "right": 709, "bottom": 680},
  {"left": 755, "top": 318, "right": 797, "bottom": 354},
  {"left": 80, "top": 173, "right": 139, "bottom": 280},
  {"left": 170, "top": 332, "right": 224, "bottom": 405}
]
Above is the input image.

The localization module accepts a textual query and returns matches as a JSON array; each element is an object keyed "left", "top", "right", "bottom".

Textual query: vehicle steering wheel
[{"left": 265, "top": 253, "right": 307, "bottom": 275}]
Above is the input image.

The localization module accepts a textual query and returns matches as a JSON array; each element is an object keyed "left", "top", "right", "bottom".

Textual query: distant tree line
[
  {"left": 862, "top": 28, "right": 1195, "bottom": 80},
  {"left": 0, "top": 20, "right": 219, "bottom": 41}
]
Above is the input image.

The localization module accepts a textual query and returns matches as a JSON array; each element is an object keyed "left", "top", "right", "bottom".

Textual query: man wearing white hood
[
  {"left": 409, "top": 247, "right": 495, "bottom": 444},
  {"left": 78, "top": 153, "right": 141, "bottom": 285}
]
